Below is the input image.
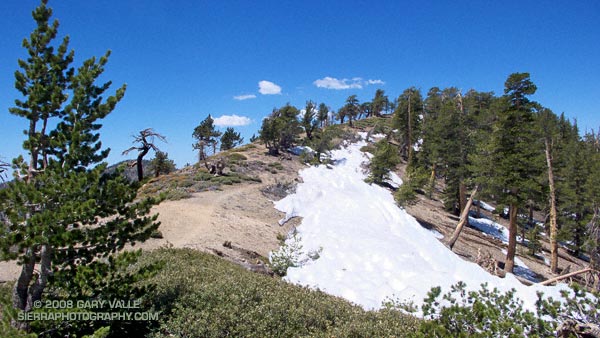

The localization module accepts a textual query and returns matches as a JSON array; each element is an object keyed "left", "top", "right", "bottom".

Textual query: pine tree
[
  {"left": 392, "top": 87, "right": 423, "bottom": 166},
  {"left": 301, "top": 100, "right": 318, "bottom": 140},
  {"left": 317, "top": 103, "right": 329, "bottom": 128},
  {"left": 259, "top": 104, "right": 302, "bottom": 155},
  {"left": 557, "top": 124, "right": 591, "bottom": 257},
  {"left": 367, "top": 139, "right": 400, "bottom": 185},
  {"left": 371, "top": 89, "right": 388, "bottom": 117},
  {"left": 220, "top": 127, "right": 244, "bottom": 151},
  {"left": 359, "top": 102, "right": 372, "bottom": 119},
  {"left": 484, "top": 73, "right": 542, "bottom": 273},
  {"left": 1, "top": 0, "right": 159, "bottom": 331},
  {"left": 343, "top": 95, "right": 360, "bottom": 127},
  {"left": 149, "top": 150, "right": 176, "bottom": 177},
  {"left": 583, "top": 130, "right": 600, "bottom": 276},
  {"left": 192, "top": 115, "right": 222, "bottom": 160}
]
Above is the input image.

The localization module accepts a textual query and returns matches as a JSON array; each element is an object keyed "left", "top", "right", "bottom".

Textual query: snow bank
[
  {"left": 274, "top": 139, "right": 569, "bottom": 313},
  {"left": 468, "top": 216, "right": 510, "bottom": 243}
]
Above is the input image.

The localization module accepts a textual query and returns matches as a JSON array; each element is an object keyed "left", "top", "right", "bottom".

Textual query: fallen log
[{"left": 538, "top": 267, "right": 593, "bottom": 286}]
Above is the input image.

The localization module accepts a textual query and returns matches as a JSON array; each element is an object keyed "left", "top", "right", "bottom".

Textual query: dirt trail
[
  {"left": 1, "top": 177, "right": 298, "bottom": 283},
  {"left": 136, "top": 182, "right": 296, "bottom": 260}
]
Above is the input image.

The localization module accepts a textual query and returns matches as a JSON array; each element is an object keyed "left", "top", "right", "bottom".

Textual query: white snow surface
[
  {"left": 385, "top": 171, "right": 403, "bottom": 189},
  {"left": 274, "top": 139, "right": 569, "bottom": 313},
  {"left": 476, "top": 200, "right": 496, "bottom": 212}
]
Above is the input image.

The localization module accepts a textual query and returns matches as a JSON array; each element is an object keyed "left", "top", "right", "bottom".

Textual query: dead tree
[
  {"left": 122, "top": 128, "right": 166, "bottom": 181},
  {"left": 0, "top": 160, "right": 8, "bottom": 181},
  {"left": 446, "top": 185, "right": 480, "bottom": 250}
]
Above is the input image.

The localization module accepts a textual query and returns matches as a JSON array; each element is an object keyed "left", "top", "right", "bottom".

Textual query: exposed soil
[
  {"left": 0, "top": 143, "right": 304, "bottom": 282},
  {"left": 404, "top": 181, "right": 590, "bottom": 284}
]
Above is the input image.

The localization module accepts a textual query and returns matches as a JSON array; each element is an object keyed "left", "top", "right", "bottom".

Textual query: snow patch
[
  {"left": 385, "top": 171, "right": 403, "bottom": 189},
  {"left": 475, "top": 200, "right": 496, "bottom": 212},
  {"left": 274, "top": 139, "right": 568, "bottom": 313}
]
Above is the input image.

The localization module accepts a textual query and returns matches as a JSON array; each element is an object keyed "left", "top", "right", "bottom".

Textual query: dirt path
[
  {"left": 0, "top": 182, "right": 297, "bottom": 283},
  {"left": 136, "top": 182, "right": 296, "bottom": 260}
]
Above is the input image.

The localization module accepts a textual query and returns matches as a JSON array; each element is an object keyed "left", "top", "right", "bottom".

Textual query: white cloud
[
  {"left": 366, "top": 79, "right": 385, "bottom": 85},
  {"left": 233, "top": 94, "right": 256, "bottom": 101},
  {"left": 313, "top": 77, "right": 363, "bottom": 90},
  {"left": 213, "top": 114, "right": 252, "bottom": 127},
  {"left": 313, "top": 77, "right": 386, "bottom": 90},
  {"left": 258, "top": 80, "right": 282, "bottom": 95}
]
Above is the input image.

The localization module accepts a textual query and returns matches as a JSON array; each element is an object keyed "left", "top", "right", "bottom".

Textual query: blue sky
[{"left": 1, "top": 1, "right": 599, "bottom": 169}]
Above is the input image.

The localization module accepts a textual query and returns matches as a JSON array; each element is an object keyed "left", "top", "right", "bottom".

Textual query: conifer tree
[
  {"left": 317, "top": 103, "right": 329, "bottom": 128},
  {"left": 220, "top": 127, "right": 244, "bottom": 151},
  {"left": 149, "top": 150, "right": 176, "bottom": 177},
  {"left": 483, "top": 73, "right": 542, "bottom": 273},
  {"left": 343, "top": 95, "right": 360, "bottom": 127},
  {"left": 583, "top": 130, "right": 600, "bottom": 275},
  {"left": 557, "top": 124, "right": 591, "bottom": 257},
  {"left": 192, "top": 115, "right": 221, "bottom": 160},
  {"left": 371, "top": 89, "right": 388, "bottom": 117},
  {"left": 301, "top": 100, "right": 318, "bottom": 140},
  {"left": 367, "top": 139, "right": 400, "bottom": 185},
  {"left": 392, "top": 87, "right": 423, "bottom": 166},
  {"left": 359, "top": 102, "right": 372, "bottom": 119},
  {"left": 1, "top": 0, "right": 159, "bottom": 330},
  {"left": 259, "top": 104, "right": 302, "bottom": 155},
  {"left": 419, "top": 87, "right": 443, "bottom": 197}
]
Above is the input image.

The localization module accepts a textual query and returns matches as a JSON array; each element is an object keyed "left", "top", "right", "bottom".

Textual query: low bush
[
  {"left": 137, "top": 248, "right": 420, "bottom": 337},
  {"left": 384, "top": 281, "right": 600, "bottom": 338},
  {"left": 267, "top": 162, "right": 284, "bottom": 170},
  {"left": 227, "top": 153, "right": 248, "bottom": 161}
]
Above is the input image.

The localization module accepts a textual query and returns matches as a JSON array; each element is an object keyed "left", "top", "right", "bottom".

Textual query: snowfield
[{"left": 274, "top": 136, "right": 569, "bottom": 314}]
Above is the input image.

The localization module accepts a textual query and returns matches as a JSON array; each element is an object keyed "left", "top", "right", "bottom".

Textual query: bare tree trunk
[
  {"left": 505, "top": 203, "right": 518, "bottom": 274},
  {"left": 136, "top": 147, "right": 149, "bottom": 182},
  {"left": 459, "top": 181, "right": 468, "bottom": 218},
  {"left": 29, "top": 244, "right": 52, "bottom": 302},
  {"left": 27, "top": 119, "right": 38, "bottom": 184},
  {"left": 447, "top": 185, "right": 479, "bottom": 250},
  {"left": 545, "top": 138, "right": 559, "bottom": 273},
  {"left": 428, "top": 163, "right": 436, "bottom": 199},
  {"left": 12, "top": 249, "right": 35, "bottom": 330},
  {"left": 407, "top": 94, "right": 413, "bottom": 165}
]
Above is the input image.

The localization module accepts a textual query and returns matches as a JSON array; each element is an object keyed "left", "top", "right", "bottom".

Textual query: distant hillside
[{"left": 104, "top": 159, "right": 151, "bottom": 182}]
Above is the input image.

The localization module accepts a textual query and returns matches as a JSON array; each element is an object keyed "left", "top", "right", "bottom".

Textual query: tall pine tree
[
  {"left": 482, "top": 73, "right": 542, "bottom": 273},
  {"left": 392, "top": 87, "right": 423, "bottom": 166},
  {"left": 192, "top": 115, "right": 221, "bottom": 160},
  {"left": 1, "top": 0, "right": 159, "bottom": 330}
]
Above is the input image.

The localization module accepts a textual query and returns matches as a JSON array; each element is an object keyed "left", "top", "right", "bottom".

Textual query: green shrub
[
  {"left": 360, "top": 144, "right": 377, "bottom": 154},
  {"left": 160, "top": 188, "right": 192, "bottom": 201},
  {"left": 227, "top": 153, "right": 248, "bottom": 161},
  {"left": 366, "top": 139, "right": 400, "bottom": 185},
  {"left": 384, "top": 281, "right": 600, "bottom": 338},
  {"left": 395, "top": 184, "right": 418, "bottom": 206},
  {"left": 137, "top": 248, "right": 420, "bottom": 337},
  {"left": 268, "top": 162, "right": 284, "bottom": 170},
  {"left": 269, "top": 233, "right": 304, "bottom": 276},
  {"left": 230, "top": 143, "right": 256, "bottom": 152},
  {"left": 395, "top": 167, "right": 429, "bottom": 207}
]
